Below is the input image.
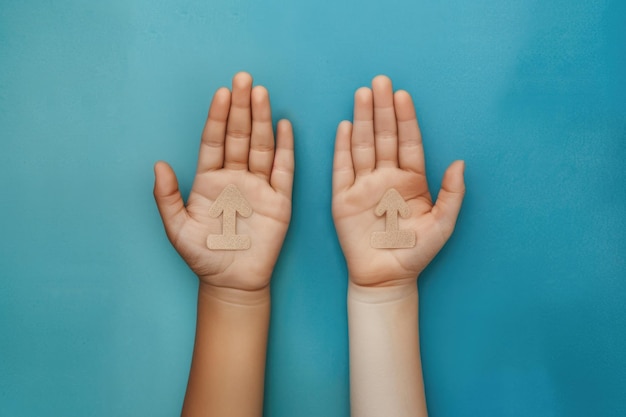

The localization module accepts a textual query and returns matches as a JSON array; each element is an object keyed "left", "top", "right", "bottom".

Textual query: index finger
[{"left": 395, "top": 90, "right": 425, "bottom": 175}]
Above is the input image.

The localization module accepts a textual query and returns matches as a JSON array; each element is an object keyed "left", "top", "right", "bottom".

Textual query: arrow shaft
[
  {"left": 385, "top": 210, "right": 399, "bottom": 232},
  {"left": 222, "top": 208, "right": 237, "bottom": 236}
]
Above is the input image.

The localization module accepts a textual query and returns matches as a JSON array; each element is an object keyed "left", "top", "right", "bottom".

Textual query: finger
[
  {"left": 249, "top": 85, "right": 275, "bottom": 179},
  {"left": 224, "top": 72, "right": 253, "bottom": 170},
  {"left": 432, "top": 160, "right": 466, "bottom": 239},
  {"left": 372, "top": 75, "right": 398, "bottom": 168},
  {"left": 153, "top": 161, "right": 188, "bottom": 243},
  {"left": 395, "top": 90, "right": 426, "bottom": 175},
  {"left": 333, "top": 120, "right": 355, "bottom": 195},
  {"left": 270, "top": 119, "right": 294, "bottom": 199},
  {"left": 351, "top": 87, "right": 375, "bottom": 175},
  {"left": 197, "top": 87, "right": 231, "bottom": 173}
]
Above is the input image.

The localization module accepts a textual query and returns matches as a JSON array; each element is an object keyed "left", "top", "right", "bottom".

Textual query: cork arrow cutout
[
  {"left": 207, "top": 184, "right": 253, "bottom": 250},
  {"left": 370, "top": 188, "right": 416, "bottom": 249}
]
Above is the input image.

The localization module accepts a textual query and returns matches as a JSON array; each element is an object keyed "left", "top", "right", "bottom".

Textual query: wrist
[
  {"left": 199, "top": 281, "right": 271, "bottom": 307},
  {"left": 346, "top": 266, "right": 420, "bottom": 289},
  {"left": 347, "top": 280, "right": 417, "bottom": 304}
]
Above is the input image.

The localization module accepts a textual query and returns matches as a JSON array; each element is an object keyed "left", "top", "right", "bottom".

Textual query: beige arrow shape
[
  {"left": 370, "top": 188, "right": 416, "bottom": 249},
  {"left": 207, "top": 184, "right": 253, "bottom": 250}
]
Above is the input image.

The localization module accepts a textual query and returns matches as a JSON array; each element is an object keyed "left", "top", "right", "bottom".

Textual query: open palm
[
  {"left": 154, "top": 72, "right": 294, "bottom": 291},
  {"left": 332, "top": 76, "right": 465, "bottom": 287}
]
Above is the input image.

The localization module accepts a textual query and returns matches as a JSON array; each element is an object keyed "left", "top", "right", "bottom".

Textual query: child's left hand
[{"left": 332, "top": 75, "right": 465, "bottom": 288}]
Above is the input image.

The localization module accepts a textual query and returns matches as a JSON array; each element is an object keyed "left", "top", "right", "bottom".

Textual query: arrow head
[
  {"left": 374, "top": 188, "right": 411, "bottom": 218},
  {"left": 208, "top": 184, "right": 253, "bottom": 218}
]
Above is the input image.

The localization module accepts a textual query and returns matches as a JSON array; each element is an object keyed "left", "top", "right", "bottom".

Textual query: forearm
[
  {"left": 182, "top": 283, "right": 271, "bottom": 417},
  {"left": 347, "top": 281, "right": 427, "bottom": 417}
]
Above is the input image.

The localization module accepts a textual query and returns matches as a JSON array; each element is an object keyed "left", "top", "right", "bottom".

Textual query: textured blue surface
[{"left": 1, "top": 1, "right": 625, "bottom": 416}]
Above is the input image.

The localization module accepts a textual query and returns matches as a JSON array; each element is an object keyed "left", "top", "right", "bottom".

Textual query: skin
[
  {"left": 332, "top": 75, "right": 465, "bottom": 416},
  {"left": 153, "top": 72, "right": 294, "bottom": 417}
]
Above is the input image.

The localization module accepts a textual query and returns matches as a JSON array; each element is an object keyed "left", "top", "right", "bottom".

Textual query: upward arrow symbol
[
  {"left": 207, "top": 184, "right": 253, "bottom": 250},
  {"left": 370, "top": 188, "right": 416, "bottom": 249}
]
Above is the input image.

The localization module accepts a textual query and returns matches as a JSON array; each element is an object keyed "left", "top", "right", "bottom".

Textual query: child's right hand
[
  {"left": 332, "top": 75, "right": 465, "bottom": 289},
  {"left": 153, "top": 72, "right": 294, "bottom": 293}
]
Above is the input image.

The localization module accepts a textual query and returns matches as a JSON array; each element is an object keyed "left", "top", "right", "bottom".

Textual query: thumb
[
  {"left": 432, "top": 160, "right": 466, "bottom": 239},
  {"left": 153, "top": 161, "right": 187, "bottom": 242}
]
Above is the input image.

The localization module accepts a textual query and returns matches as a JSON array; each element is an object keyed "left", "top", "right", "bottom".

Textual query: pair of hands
[{"left": 153, "top": 72, "right": 465, "bottom": 295}]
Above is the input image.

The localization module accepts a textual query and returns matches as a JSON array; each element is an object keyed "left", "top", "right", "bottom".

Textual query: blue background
[{"left": 1, "top": 0, "right": 625, "bottom": 416}]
